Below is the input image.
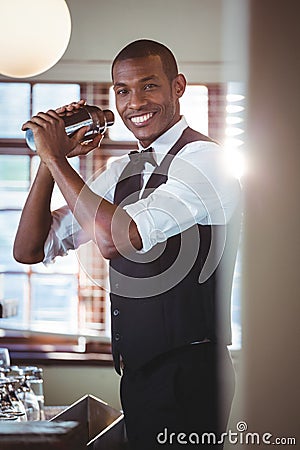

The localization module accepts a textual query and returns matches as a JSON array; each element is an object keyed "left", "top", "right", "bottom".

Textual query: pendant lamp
[{"left": 0, "top": 0, "right": 71, "bottom": 78}]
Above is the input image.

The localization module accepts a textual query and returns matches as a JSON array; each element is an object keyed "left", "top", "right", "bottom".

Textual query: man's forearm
[
  {"left": 13, "top": 163, "right": 54, "bottom": 263},
  {"left": 46, "top": 156, "right": 142, "bottom": 259}
]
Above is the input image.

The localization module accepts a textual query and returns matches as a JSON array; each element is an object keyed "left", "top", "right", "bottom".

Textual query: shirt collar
[{"left": 137, "top": 116, "right": 188, "bottom": 165}]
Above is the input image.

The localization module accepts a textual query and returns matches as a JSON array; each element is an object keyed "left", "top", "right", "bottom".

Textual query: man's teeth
[{"left": 131, "top": 113, "right": 153, "bottom": 124}]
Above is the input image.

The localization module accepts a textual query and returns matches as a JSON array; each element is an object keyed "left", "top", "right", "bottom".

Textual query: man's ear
[{"left": 173, "top": 73, "right": 186, "bottom": 98}]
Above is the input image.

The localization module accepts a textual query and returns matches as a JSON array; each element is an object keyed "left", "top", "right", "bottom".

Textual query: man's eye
[
  {"left": 144, "top": 84, "right": 156, "bottom": 90},
  {"left": 117, "top": 89, "right": 128, "bottom": 95}
]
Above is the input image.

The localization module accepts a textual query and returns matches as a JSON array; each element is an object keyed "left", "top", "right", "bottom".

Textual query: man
[{"left": 14, "top": 40, "right": 241, "bottom": 449}]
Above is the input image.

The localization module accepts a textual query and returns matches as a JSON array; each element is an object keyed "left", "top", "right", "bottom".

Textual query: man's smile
[{"left": 129, "top": 112, "right": 155, "bottom": 126}]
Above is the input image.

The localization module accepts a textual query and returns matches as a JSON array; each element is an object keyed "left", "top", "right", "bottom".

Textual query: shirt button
[
  {"left": 115, "top": 333, "right": 121, "bottom": 341},
  {"left": 113, "top": 309, "right": 120, "bottom": 317},
  {"left": 115, "top": 283, "right": 119, "bottom": 289}
]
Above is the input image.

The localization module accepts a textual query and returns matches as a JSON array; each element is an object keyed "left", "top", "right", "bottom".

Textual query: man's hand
[
  {"left": 56, "top": 99, "right": 103, "bottom": 158},
  {"left": 56, "top": 99, "right": 86, "bottom": 116},
  {"left": 22, "top": 109, "right": 74, "bottom": 163},
  {"left": 21, "top": 99, "right": 103, "bottom": 163}
]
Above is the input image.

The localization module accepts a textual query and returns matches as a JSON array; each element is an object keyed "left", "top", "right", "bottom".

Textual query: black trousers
[{"left": 120, "top": 343, "right": 235, "bottom": 450}]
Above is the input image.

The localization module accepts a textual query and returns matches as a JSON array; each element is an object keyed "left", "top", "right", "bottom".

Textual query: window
[
  {"left": 0, "top": 82, "right": 124, "bottom": 356},
  {"left": 0, "top": 83, "right": 83, "bottom": 337},
  {"left": 0, "top": 81, "right": 243, "bottom": 358},
  {"left": 180, "top": 85, "right": 208, "bottom": 135},
  {"left": 0, "top": 83, "right": 31, "bottom": 138}
]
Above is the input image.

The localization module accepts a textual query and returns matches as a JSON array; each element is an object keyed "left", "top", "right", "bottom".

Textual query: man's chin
[{"left": 128, "top": 126, "right": 156, "bottom": 143}]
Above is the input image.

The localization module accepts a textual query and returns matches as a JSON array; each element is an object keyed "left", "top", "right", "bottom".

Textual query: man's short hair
[{"left": 111, "top": 39, "right": 179, "bottom": 82}]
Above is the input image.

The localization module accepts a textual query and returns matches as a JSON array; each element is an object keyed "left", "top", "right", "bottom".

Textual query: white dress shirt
[{"left": 43, "top": 117, "right": 241, "bottom": 264}]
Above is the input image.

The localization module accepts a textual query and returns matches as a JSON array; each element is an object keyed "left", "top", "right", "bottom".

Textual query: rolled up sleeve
[{"left": 43, "top": 205, "right": 84, "bottom": 265}]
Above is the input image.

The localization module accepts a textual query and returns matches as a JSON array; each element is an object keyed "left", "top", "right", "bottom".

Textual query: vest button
[
  {"left": 115, "top": 333, "right": 121, "bottom": 341},
  {"left": 113, "top": 308, "right": 120, "bottom": 317}
]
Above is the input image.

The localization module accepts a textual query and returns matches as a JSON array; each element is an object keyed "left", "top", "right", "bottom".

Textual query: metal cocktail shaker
[{"left": 25, "top": 104, "right": 114, "bottom": 151}]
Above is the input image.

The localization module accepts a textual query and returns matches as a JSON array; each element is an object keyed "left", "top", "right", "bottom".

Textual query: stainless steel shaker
[{"left": 25, "top": 104, "right": 114, "bottom": 151}]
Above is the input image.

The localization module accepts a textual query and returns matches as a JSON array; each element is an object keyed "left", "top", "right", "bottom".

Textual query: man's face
[{"left": 112, "top": 55, "right": 185, "bottom": 148}]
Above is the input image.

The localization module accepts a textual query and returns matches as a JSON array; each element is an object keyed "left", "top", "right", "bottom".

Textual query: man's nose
[{"left": 128, "top": 90, "right": 147, "bottom": 110}]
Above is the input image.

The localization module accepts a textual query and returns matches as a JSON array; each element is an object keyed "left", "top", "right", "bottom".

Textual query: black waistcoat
[{"left": 110, "top": 127, "right": 241, "bottom": 374}]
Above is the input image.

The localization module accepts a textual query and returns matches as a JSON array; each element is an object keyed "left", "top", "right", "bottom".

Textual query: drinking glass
[{"left": 0, "top": 348, "right": 10, "bottom": 368}]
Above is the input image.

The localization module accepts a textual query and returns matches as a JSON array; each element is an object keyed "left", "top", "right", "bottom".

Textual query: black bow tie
[{"left": 128, "top": 147, "right": 157, "bottom": 168}]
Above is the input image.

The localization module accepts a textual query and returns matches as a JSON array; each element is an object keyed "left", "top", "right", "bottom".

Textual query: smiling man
[
  {"left": 14, "top": 40, "right": 241, "bottom": 449},
  {"left": 112, "top": 51, "right": 186, "bottom": 148}
]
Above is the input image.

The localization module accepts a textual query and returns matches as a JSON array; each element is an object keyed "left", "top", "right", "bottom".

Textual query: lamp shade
[{"left": 0, "top": 0, "right": 71, "bottom": 78}]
